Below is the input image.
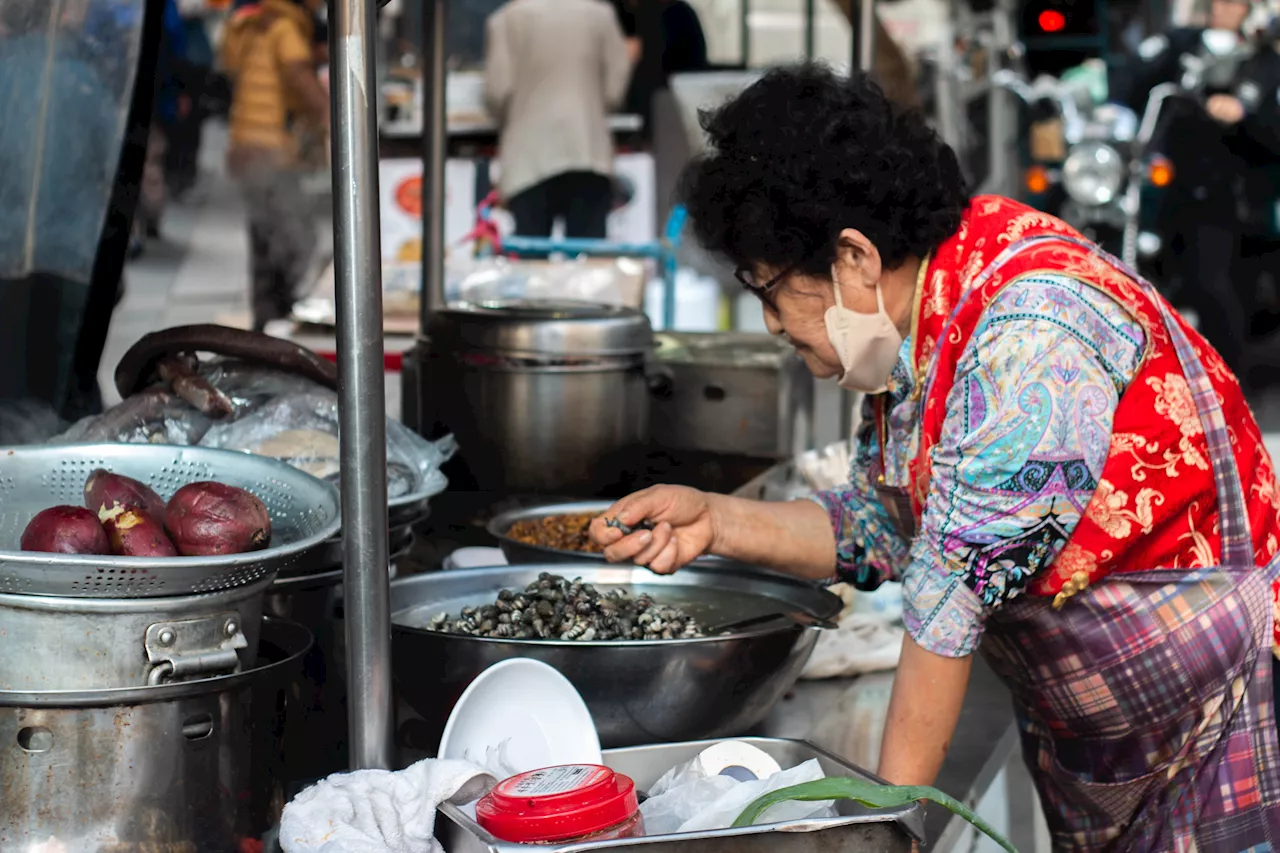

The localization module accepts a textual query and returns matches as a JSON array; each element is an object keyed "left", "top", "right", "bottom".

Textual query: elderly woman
[{"left": 590, "top": 65, "right": 1280, "bottom": 850}]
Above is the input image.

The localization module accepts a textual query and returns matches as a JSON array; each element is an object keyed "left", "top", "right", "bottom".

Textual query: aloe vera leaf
[{"left": 730, "top": 777, "right": 1018, "bottom": 853}]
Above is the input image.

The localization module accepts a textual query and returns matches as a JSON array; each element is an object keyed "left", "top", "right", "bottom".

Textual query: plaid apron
[{"left": 943, "top": 237, "right": 1280, "bottom": 850}]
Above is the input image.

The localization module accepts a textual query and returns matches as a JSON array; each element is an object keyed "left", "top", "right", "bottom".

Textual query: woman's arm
[
  {"left": 877, "top": 635, "right": 972, "bottom": 786},
  {"left": 706, "top": 494, "right": 838, "bottom": 579},
  {"left": 590, "top": 486, "right": 839, "bottom": 578}
]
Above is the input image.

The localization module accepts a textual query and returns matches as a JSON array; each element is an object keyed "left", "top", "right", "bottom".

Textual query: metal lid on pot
[{"left": 427, "top": 300, "right": 653, "bottom": 358}]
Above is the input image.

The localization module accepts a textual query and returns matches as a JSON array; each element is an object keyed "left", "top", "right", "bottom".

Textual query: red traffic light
[{"left": 1038, "top": 9, "right": 1067, "bottom": 32}]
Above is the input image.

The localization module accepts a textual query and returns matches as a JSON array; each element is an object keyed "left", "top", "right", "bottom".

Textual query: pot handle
[
  {"left": 144, "top": 614, "right": 248, "bottom": 686},
  {"left": 645, "top": 363, "right": 675, "bottom": 400}
]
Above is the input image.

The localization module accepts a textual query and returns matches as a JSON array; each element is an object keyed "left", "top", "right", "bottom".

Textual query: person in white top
[{"left": 483, "top": 0, "right": 633, "bottom": 238}]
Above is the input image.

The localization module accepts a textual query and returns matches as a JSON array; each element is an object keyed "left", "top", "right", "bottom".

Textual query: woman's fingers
[
  {"left": 589, "top": 487, "right": 673, "bottom": 548},
  {"left": 602, "top": 529, "right": 654, "bottom": 563},
  {"left": 588, "top": 513, "right": 623, "bottom": 548},
  {"left": 649, "top": 536, "right": 681, "bottom": 575},
  {"left": 630, "top": 522, "right": 674, "bottom": 567}
]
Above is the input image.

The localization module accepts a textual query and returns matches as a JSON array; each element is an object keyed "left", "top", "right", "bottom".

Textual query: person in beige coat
[{"left": 483, "top": 0, "right": 633, "bottom": 238}]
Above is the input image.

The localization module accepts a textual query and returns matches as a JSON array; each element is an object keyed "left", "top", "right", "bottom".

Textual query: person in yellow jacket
[{"left": 221, "top": 0, "right": 328, "bottom": 331}]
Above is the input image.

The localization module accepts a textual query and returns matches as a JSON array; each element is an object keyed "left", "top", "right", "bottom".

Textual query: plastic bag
[
  {"left": 639, "top": 758, "right": 837, "bottom": 835},
  {"left": 445, "top": 255, "right": 648, "bottom": 308},
  {"left": 55, "top": 358, "right": 454, "bottom": 504}
]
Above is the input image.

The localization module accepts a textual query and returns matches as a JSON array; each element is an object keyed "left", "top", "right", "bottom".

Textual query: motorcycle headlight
[{"left": 1062, "top": 143, "right": 1125, "bottom": 206}]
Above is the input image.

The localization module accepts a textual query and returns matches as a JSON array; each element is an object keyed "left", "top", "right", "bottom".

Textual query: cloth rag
[
  {"left": 800, "top": 613, "right": 904, "bottom": 680},
  {"left": 280, "top": 759, "right": 495, "bottom": 853}
]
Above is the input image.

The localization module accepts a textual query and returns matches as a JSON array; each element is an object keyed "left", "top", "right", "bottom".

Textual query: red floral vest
[{"left": 907, "top": 197, "right": 1280, "bottom": 623}]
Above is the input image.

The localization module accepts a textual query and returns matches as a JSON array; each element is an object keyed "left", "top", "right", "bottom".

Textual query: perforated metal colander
[{"left": 0, "top": 444, "right": 341, "bottom": 597}]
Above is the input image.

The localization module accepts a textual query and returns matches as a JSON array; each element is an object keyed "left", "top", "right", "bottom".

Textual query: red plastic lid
[{"left": 476, "top": 764, "right": 639, "bottom": 843}]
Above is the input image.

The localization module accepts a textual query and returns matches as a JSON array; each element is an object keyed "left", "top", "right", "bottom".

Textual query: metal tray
[
  {"left": 389, "top": 564, "right": 841, "bottom": 747},
  {"left": 437, "top": 737, "right": 922, "bottom": 852},
  {"left": 0, "top": 444, "right": 341, "bottom": 597},
  {"left": 487, "top": 501, "right": 730, "bottom": 567}
]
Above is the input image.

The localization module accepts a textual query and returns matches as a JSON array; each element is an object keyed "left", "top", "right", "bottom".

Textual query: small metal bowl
[{"left": 487, "top": 500, "right": 731, "bottom": 567}]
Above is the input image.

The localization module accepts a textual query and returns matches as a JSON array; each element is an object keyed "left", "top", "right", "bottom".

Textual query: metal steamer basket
[
  {"left": 0, "top": 618, "right": 313, "bottom": 853},
  {"left": 437, "top": 738, "right": 922, "bottom": 852},
  {"left": 0, "top": 444, "right": 340, "bottom": 690},
  {"left": 389, "top": 564, "right": 841, "bottom": 748}
]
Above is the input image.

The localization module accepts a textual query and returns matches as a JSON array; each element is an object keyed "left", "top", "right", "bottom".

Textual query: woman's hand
[
  {"left": 589, "top": 486, "right": 717, "bottom": 574},
  {"left": 590, "top": 487, "right": 840, "bottom": 580}
]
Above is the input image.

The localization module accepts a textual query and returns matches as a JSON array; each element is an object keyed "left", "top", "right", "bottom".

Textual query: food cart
[
  {"left": 0, "top": 0, "right": 1045, "bottom": 848},
  {"left": 288, "top": 0, "right": 1041, "bottom": 844}
]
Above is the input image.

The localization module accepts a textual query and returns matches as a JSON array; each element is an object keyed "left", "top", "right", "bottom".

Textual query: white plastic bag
[{"left": 639, "top": 759, "right": 837, "bottom": 835}]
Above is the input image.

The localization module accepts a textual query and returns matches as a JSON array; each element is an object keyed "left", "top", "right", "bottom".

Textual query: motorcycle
[{"left": 994, "top": 67, "right": 1168, "bottom": 281}]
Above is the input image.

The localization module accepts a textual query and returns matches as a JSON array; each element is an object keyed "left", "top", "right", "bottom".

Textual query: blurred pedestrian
[
  {"left": 132, "top": 0, "right": 187, "bottom": 253},
  {"left": 484, "top": 0, "right": 633, "bottom": 238},
  {"left": 221, "top": 0, "right": 328, "bottom": 331}
]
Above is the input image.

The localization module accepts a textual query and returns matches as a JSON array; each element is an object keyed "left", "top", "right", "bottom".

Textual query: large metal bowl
[
  {"left": 487, "top": 500, "right": 731, "bottom": 566},
  {"left": 388, "top": 563, "right": 840, "bottom": 748}
]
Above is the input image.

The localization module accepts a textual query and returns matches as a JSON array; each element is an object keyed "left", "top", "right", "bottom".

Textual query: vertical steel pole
[
  {"left": 858, "top": 0, "right": 876, "bottom": 72},
  {"left": 804, "top": 0, "right": 815, "bottom": 60},
  {"left": 421, "top": 0, "right": 448, "bottom": 323},
  {"left": 330, "top": 0, "right": 394, "bottom": 770}
]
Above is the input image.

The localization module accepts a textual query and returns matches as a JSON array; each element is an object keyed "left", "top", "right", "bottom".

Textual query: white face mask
[{"left": 823, "top": 264, "right": 903, "bottom": 394}]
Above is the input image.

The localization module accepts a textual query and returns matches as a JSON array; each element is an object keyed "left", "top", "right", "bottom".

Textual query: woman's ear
[{"left": 834, "top": 228, "right": 883, "bottom": 290}]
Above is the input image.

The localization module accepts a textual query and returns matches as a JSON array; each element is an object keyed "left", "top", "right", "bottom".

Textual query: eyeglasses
[{"left": 734, "top": 264, "right": 794, "bottom": 310}]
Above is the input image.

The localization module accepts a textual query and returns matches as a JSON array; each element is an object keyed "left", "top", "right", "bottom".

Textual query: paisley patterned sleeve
[
  {"left": 811, "top": 398, "right": 913, "bottom": 589},
  {"left": 903, "top": 275, "right": 1146, "bottom": 658}
]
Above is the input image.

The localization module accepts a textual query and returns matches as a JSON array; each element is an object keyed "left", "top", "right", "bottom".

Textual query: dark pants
[
  {"left": 240, "top": 164, "right": 317, "bottom": 331},
  {"left": 1170, "top": 223, "right": 1248, "bottom": 380},
  {"left": 506, "top": 171, "right": 613, "bottom": 239}
]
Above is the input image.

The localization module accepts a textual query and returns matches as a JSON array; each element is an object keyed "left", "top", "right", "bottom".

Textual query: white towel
[
  {"left": 800, "top": 613, "right": 904, "bottom": 680},
  {"left": 280, "top": 759, "right": 495, "bottom": 853}
]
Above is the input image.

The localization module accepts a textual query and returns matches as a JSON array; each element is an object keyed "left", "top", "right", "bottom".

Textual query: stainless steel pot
[
  {"left": 0, "top": 574, "right": 273, "bottom": 691},
  {"left": 421, "top": 301, "right": 654, "bottom": 495},
  {"left": 0, "top": 618, "right": 312, "bottom": 853},
  {"left": 388, "top": 564, "right": 841, "bottom": 748}
]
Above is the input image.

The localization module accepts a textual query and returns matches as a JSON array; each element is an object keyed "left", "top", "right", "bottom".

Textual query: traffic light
[{"left": 1020, "top": 0, "right": 1100, "bottom": 39}]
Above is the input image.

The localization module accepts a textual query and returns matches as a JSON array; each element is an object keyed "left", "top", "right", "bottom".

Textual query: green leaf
[{"left": 731, "top": 777, "right": 1018, "bottom": 853}]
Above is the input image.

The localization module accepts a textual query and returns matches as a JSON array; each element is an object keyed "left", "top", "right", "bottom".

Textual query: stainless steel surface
[
  {"left": 427, "top": 301, "right": 654, "bottom": 358},
  {"left": 0, "top": 618, "right": 312, "bottom": 851},
  {"left": 330, "top": 0, "right": 394, "bottom": 770},
  {"left": 437, "top": 738, "right": 920, "bottom": 852},
  {"left": 0, "top": 575, "right": 272, "bottom": 690},
  {"left": 389, "top": 564, "right": 841, "bottom": 747},
  {"left": 650, "top": 332, "right": 814, "bottom": 459},
  {"left": 421, "top": 0, "right": 448, "bottom": 320},
  {"left": 486, "top": 500, "right": 730, "bottom": 566},
  {"left": 0, "top": 444, "right": 341, "bottom": 597},
  {"left": 299, "top": 517, "right": 421, "bottom": 581},
  {"left": 422, "top": 345, "right": 651, "bottom": 497}
]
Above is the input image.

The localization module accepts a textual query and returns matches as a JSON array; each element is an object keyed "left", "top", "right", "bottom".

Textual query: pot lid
[
  {"left": 427, "top": 300, "right": 652, "bottom": 357},
  {"left": 653, "top": 331, "right": 800, "bottom": 368}
]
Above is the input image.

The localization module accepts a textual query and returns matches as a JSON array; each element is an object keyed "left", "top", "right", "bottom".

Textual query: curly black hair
[{"left": 679, "top": 64, "right": 970, "bottom": 277}]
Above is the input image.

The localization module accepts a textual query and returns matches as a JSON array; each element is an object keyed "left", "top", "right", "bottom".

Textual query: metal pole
[
  {"left": 859, "top": 0, "right": 876, "bottom": 72},
  {"left": 741, "top": 0, "right": 751, "bottom": 67},
  {"left": 804, "top": 0, "right": 815, "bottom": 60},
  {"left": 330, "top": 0, "right": 394, "bottom": 770},
  {"left": 421, "top": 0, "right": 448, "bottom": 322}
]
